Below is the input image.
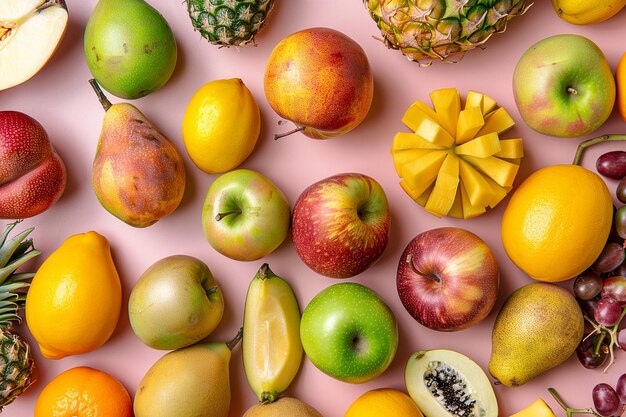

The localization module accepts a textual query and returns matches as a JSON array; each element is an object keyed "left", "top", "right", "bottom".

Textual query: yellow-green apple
[
  {"left": 0, "top": 111, "right": 66, "bottom": 219},
  {"left": 292, "top": 173, "right": 390, "bottom": 278},
  {"left": 202, "top": 169, "right": 290, "bottom": 262},
  {"left": 513, "top": 34, "right": 615, "bottom": 138},
  {"left": 128, "top": 255, "right": 224, "bottom": 350},
  {"left": 396, "top": 227, "right": 499, "bottom": 331},
  {"left": 300, "top": 282, "right": 398, "bottom": 383},
  {"left": 0, "top": 0, "right": 68, "bottom": 91},
  {"left": 264, "top": 27, "right": 373, "bottom": 139}
]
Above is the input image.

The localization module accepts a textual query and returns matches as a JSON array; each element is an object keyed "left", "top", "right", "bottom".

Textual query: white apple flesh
[{"left": 0, "top": 0, "right": 68, "bottom": 91}]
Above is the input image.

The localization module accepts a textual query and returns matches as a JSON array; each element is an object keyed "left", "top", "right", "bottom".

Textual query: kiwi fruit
[{"left": 243, "top": 397, "right": 323, "bottom": 417}]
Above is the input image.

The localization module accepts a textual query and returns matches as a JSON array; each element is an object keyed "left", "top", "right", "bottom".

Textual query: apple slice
[{"left": 0, "top": 0, "right": 68, "bottom": 91}]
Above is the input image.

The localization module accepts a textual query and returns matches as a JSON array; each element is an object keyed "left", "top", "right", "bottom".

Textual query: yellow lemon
[
  {"left": 182, "top": 78, "right": 260, "bottom": 174},
  {"left": 344, "top": 388, "right": 424, "bottom": 417},
  {"left": 25, "top": 231, "right": 121, "bottom": 359},
  {"left": 501, "top": 164, "right": 613, "bottom": 282}
]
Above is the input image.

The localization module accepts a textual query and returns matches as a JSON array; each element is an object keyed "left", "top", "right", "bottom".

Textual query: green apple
[
  {"left": 84, "top": 0, "right": 177, "bottom": 99},
  {"left": 128, "top": 255, "right": 224, "bottom": 350},
  {"left": 300, "top": 282, "right": 398, "bottom": 383},
  {"left": 513, "top": 34, "right": 615, "bottom": 138},
  {"left": 202, "top": 169, "right": 291, "bottom": 262}
]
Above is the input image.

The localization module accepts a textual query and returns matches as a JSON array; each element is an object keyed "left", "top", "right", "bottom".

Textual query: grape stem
[
  {"left": 583, "top": 307, "right": 626, "bottom": 373},
  {"left": 572, "top": 134, "right": 626, "bottom": 166},
  {"left": 548, "top": 388, "right": 603, "bottom": 417}
]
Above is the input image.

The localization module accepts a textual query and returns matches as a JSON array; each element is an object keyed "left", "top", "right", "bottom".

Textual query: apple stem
[
  {"left": 567, "top": 86, "right": 578, "bottom": 96},
  {"left": 227, "top": 326, "right": 243, "bottom": 351},
  {"left": 89, "top": 79, "right": 112, "bottom": 112},
  {"left": 406, "top": 255, "right": 440, "bottom": 282},
  {"left": 274, "top": 126, "right": 305, "bottom": 140},
  {"left": 548, "top": 387, "right": 604, "bottom": 417},
  {"left": 215, "top": 209, "right": 242, "bottom": 221},
  {"left": 572, "top": 134, "right": 626, "bottom": 166},
  {"left": 205, "top": 286, "right": 219, "bottom": 296}
]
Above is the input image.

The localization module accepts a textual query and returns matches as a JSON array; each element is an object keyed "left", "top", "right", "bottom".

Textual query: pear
[
  {"left": 134, "top": 328, "right": 242, "bottom": 417},
  {"left": 84, "top": 0, "right": 177, "bottom": 99},
  {"left": 488, "top": 282, "right": 584, "bottom": 387},
  {"left": 90, "top": 79, "right": 186, "bottom": 228}
]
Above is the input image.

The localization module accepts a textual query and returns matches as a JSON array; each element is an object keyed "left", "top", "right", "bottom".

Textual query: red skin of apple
[
  {"left": 0, "top": 111, "right": 66, "bottom": 219},
  {"left": 396, "top": 227, "right": 499, "bottom": 331},
  {"left": 264, "top": 27, "right": 373, "bottom": 139},
  {"left": 292, "top": 173, "right": 390, "bottom": 278}
]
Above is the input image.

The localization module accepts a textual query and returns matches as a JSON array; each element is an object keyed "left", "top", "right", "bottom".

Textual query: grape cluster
[
  {"left": 573, "top": 151, "right": 626, "bottom": 372},
  {"left": 549, "top": 374, "right": 626, "bottom": 417}
]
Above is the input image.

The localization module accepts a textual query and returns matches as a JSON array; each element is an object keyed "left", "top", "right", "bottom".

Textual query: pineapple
[
  {"left": 363, "top": 0, "right": 533, "bottom": 66},
  {"left": 186, "top": 0, "right": 274, "bottom": 47},
  {"left": 0, "top": 221, "right": 40, "bottom": 410},
  {"left": 392, "top": 88, "right": 524, "bottom": 218}
]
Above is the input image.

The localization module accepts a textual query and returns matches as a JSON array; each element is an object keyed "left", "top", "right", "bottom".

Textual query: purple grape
[
  {"left": 574, "top": 272, "right": 603, "bottom": 300},
  {"left": 597, "top": 151, "right": 626, "bottom": 180},
  {"left": 616, "top": 206, "right": 626, "bottom": 240},
  {"left": 579, "top": 297, "right": 600, "bottom": 319},
  {"left": 594, "top": 298, "right": 623, "bottom": 326},
  {"left": 619, "top": 330, "right": 626, "bottom": 351},
  {"left": 617, "top": 374, "right": 626, "bottom": 404},
  {"left": 576, "top": 335, "right": 609, "bottom": 369},
  {"left": 593, "top": 383, "right": 622, "bottom": 416},
  {"left": 615, "top": 263, "right": 626, "bottom": 277},
  {"left": 601, "top": 276, "right": 626, "bottom": 304},
  {"left": 618, "top": 178, "right": 626, "bottom": 204},
  {"left": 592, "top": 242, "right": 626, "bottom": 274}
]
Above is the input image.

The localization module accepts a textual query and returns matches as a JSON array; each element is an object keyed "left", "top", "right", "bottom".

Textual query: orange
[
  {"left": 618, "top": 52, "right": 626, "bottom": 121},
  {"left": 34, "top": 367, "right": 132, "bottom": 417},
  {"left": 501, "top": 164, "right": 613, "bottom": 282},
  {"left": 344, "top": 388, "right": 424, "bottom": 417}
]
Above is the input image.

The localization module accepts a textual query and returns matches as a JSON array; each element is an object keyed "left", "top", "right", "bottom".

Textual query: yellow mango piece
[
  {"left": 392, "top": 132, "right": 445, "bottom": 151},
  {"left": 425, "top": 153, "right": 460, "bottom": 217},
  {"left": 415, "top": 117, "right": 455, "bottom": 148},
  {"left": 458, "top": 159, "right": 495, "bottom": 208},
  {"left": 402, "top": 100, "right": 439, "bottom": 131},
  {"left": 399, "top": 179, "right": 422, "bottom": 202},
  {"left": 416, "top": 182, "right": 435, "bottom": 207},
  {"left": 481, "top": 94, "right": 498, "bottom": 115},
  {"left": 495, "top": 138, "right": 524, "bottom": 159},
  {"left": 460, "top": 182, "right": 486, "bottom": 219},
  {"left": 392, "top": 148, "right": 434, "bottom": 175},
  {"left": 461, "top": 155, "right": 520, "bottom": 187},
  {"left": 454, "top": 132, "right": 501, "bottom": 158},
  {"left": 483, "top": 174, "right": 510, "bottom": 208},
  {"left": 430, "top": 88, "right": 460, "bottom": 137},
  {"left": 447, "top": 188, "right": 464, "bottom": 219},
  {"left": 401, "top": 150, "right": 447, "bottom": 197},
  {"left": 465, "top": 91, "right": 484, "bottom": 110},
  {"left": 456, "top": 107, "right": 485, "bottom": 144},
  {"left": 477, "top": 107, "right": 515, "bottom": 136},
  {"left": 503, "top": 157, "right": 522, "bottom": 165}
]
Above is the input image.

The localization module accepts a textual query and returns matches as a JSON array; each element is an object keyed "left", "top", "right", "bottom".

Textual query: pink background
[{"left": 4, "top": 0, "right": 626, "bottom": 415}]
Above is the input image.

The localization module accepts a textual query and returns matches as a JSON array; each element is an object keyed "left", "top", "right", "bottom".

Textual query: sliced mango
[
  {"left": 392, "top": 149, "right": 435, "bottom": 175},
  {"left": 425, "top": 153, "right": 460, "bottom": 217},
  {"left": 495, "top": 138, "right": 524, "bottom": 159},
  {"left": 456, "top": 107, "right": 485, "bottom": 145},
  {"left": 392, "top": 131, "right": 445, "bottom": 151},
  {"left": 447, "top": 188, "right": 464, "bottom": 219},
  {"left": 477, "top": 107, "right": 515, "bottom": 136},
  {"left": 414, "top": 117, "right": 455, "bottom": 148},
  {"left": 460, "top": 182, "right": 487, "bottom": 219},
  {"left": 430, "top": 88, "right": 460, "bottom": 137},
  {"left": 401, "top": 150, "right": 447, "bottom": 197},
  {"left": 399, "top": 179, "right": 422, "bottom": 202},
  {"left": 461, "top": 155, "right": 520, "bottom": 188},
  {"left": 458, "top": 159, "right": 495, "bottom": 208},
  {"left": 465, "top": 90, "right": 497, "bottom": 114},
  {"left": 402, "top": 100, "right": 439, "bottom": 131},
  {"left": 455, "top": 132, "right": 501, "bottom": 158},
  {"left": 483, "top": 175, "right": 510, "bottom": 209},
  {"left": 416, "top": 182, "right": 435, "bottom": 207}
]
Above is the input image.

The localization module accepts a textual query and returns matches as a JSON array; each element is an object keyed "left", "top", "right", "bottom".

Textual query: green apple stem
[
  {"left": 215, "top": 209, "right": 242, "bottom": 221},
  {"left": 274, "top": 126, "right": 305, "bottom": 140},
  {"left": 405, "top": 255, "right": 440, "bottom": 282},
  {"left": 548, "top": 388, "right": 603, "bottom": 417},
  {"left": 89, "top": 79, "right": 112, "bottom": 112},
  {"left": 572, "top": 134, "right": 626, "bottom": 166},
  {"left": 227, "top": 327, "right": 243, "bottom": 351}
]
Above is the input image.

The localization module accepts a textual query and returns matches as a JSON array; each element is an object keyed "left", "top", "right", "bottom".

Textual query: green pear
[
  {"left": 84, "top": 0, "right": 177, "bottom": 99},
  {"left": 90, "top": 80, "right": 186, "bottom": 228},
  {"left": 488, "top": 282, "right": 584, "bottom": 387},
  {"left": 134, "top": 329, "right": 242, "bottom": 417}
]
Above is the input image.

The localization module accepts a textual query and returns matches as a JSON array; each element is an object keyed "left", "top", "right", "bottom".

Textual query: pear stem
[
  {"left": 89, "top": 79, "right": 112, "bottom": 112},
  {"left": 205, "top": 286, "right": 219, "bottom": 296},
  {"left": 274, "top": 126, "right": 305, "bottom": 140},
  {"left": 256, "top": 263, "right": 270, "bottom": 280},
  {"left": 572, "top": 134, "right": 626, "bottom": 166},
  {"left": 215, "top": 209, "right": 242, "bottom": 221},
  {"left": 227, "top": 327, "right": 243, "bottom": 351}
]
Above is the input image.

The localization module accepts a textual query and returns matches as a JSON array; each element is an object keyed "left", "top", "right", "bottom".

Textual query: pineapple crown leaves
[{"left": 0, "top": 221, "right": 40, "bottom": 327}]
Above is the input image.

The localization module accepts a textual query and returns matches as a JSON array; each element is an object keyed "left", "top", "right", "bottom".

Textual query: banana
[
  {"left": 242, "top": 264, "right": 303, "bottom": 403},
  {"left": 552, "top": 0, "right": 626, "bottom": 24}
]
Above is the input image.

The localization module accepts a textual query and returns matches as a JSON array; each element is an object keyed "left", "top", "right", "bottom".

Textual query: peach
[
  {"left": 0, "top": 111, "right": 67, "bottom": 219},
  {"left": 264, "top": 27, "right": 373, "bottom": 139}
]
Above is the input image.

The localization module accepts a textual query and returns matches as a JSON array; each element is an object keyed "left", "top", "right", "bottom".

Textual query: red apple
[
  {"left": 264, "top": 27, "right": 373, "bottom": 139},
  {"left": 0, "top": 111, "right": 67, "bottom": 219},
  {"left": 396, "top": 227, "right": 499, "bottom": 331},
  {"left": 292, "top": 173, "right": 390, "bottom": 278}
]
